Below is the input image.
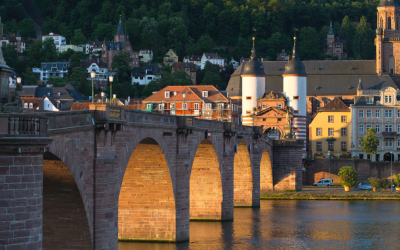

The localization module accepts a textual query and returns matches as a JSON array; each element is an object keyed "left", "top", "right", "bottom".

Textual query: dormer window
[
  {"left": 24, "top": 103, "right": 28, "bottom": 108},
  {"left": 202, "top": 91, "right": 208, "bottom": 97},
  {"left": 165, "top": 91, "right": 170, "bottom": 98},
  {"left": 366, "top": 97, "right": 373, "bottom": 104},
  {"left": 385, "top": 95, "right": 392, "bottom": 103},
  {"left": 29, "top": 103, "right": 33, "bottom": 109}
]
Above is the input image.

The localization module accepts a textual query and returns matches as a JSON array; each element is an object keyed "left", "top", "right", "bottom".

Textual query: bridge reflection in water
[{"left": 119, "top": 200, "right": 400, "bottom": 250}]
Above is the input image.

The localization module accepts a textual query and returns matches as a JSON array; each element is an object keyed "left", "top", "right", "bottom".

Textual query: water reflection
[{"left": 119, "top": 200, "right": 400, "bottom": 249}]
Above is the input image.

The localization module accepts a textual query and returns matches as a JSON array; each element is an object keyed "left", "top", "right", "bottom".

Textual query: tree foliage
[
  {"left": 359, "top": 127, "right": 379, "bottom": 155},
  {"left": 338, "top": 166, "right": 358, "bottom": 187}
]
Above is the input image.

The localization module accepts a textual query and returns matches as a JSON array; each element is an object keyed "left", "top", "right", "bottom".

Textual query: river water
[{"left": 119, "top": 200, "right": 400, "bottom": 250}]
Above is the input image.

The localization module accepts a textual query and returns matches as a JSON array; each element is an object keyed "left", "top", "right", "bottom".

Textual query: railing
[
  {"left": 0, "top": 114, "right": 48, "bottom": 137},
  {"left": 382, "top": 131, "right": 397, "bottom": 137},
  {"left": 273, "top": 140, "right": 304, "bottom": 147}
]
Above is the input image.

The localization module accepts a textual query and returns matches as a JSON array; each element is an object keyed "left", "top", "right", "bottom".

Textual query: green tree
[
  {"left": 359, "top": 127, "right": 379, "bottom": 155},
  {"left": 353, "top": 16, "right": 375, "bottom": 60},
  {"left": 338, "top": 166, "right": 358, "bottom": 189},
  {"left": 3, "top": 44, "right": 18, "bottom": 68},
  {"left": 93, "top": 23, "right": 114, "bottom": 41},
  {"left": 201, "top": 71, "right": 224, "bottom": 89},
  {"left": 111, "top": 51, "right": 133, "bottom": 82},
  {"left": 18, "top": 19, "right": 36, "bottom": 40},
  {"left": 298, "top": 27, "right": 323, "bottom": 60},
  {"left": 340, "top": 16, "right": 356, "bottom": 58},
  {"left": 42, "top": 38, "right": 58, "bottom": 62},
  {"left": 71, "top": 29, "right": 87, "bottom": 45},
  {"left": 70, "top": 67, "right": 91, "bottom": 96}
]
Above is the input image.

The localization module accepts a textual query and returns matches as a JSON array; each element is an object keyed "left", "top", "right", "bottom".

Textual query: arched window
[
  {"left": 265, "top": 127, "right": 280, "bottom": 140},
  {"left": 388, "top": 17, "right": 392, "bottom": 30}
]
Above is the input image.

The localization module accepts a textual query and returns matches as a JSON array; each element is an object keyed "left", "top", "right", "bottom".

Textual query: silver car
[{"left": 313, "top": 179, "right": 334, "bottom": 186}]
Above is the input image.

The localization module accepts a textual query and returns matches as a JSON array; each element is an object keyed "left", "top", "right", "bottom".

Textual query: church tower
[
  {"left": 376, "top": 0, "right": 400, "bottom": 75},
  {"left": 327, "top": 22, "right": 334, "bottom": 55},
  {"left": 114, "top": 18, "right": 126, "bottom": 43},
  {"left": 241, "top": 37, "right": 266, "bottom": 126},
  {"left": 282, "top": 37, "right": 307, "bottom": 158}
]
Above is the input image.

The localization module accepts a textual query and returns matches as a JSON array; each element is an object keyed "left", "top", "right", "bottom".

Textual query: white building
[
  {"left": 229, "top": 58, "right": 240, "bottom": 69},
  {"left": 86, "top": 58, "right": 109, "bottom": 90},
  {"left": 42, "top": 33, "right": 66, "bottom": 52},
  {"left": 201, "top": 53, "right": 224, "bottom": 69},
  {"left": 131, "top": 64, "right": 162, "bottom": 85},
  {"left": 33, "top": 62, "right": 69, "bottom": 83},
  {"left": 60, "top": 44, "right": 84, "bottom": 53},
  {"left": 282, "top": 37, "right": 307, "bottom": 158},
  {"left": 85, "top": 40, "right": 106, "bottom": 55},
  {"left": 139, "top": 49, "right": 153, "bottom": 63}
]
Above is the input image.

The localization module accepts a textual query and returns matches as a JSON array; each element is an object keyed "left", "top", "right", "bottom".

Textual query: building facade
[
  {"left": 33, "top": 62, "right": 70, "bottom": 83},
  {"left": 351, "top": 82, "right": 400, "bottom": 161},
  {"left": 60, "top": 44, "right": 84, "bottom": 53},
  {"left": 171, "top": 62, "right": 197, "bottom": 84},
  {"left": 183, "top": 55, "right": 202, "bottom": 67},
  {"left": 139, "top": 49, "right": 153, "bottom": 63},
  {"left": 86, "top": 58, "right": 109, "bottom": 90},
  {"left": 102, "top": 20, "right": 139, "bottom": 69},
  {"left": 326, "top": 22, "right": 347, "bottom": 59},
  {"left": 309, "top": 97, "right": 351, "bottom": 157},
  {"left": 142, "top": 85, "right": 239, "bottom": 123},
  {"left": 1, "top": 32, "right": 25, "bottom": 53},
  {"left": 163, "top": 49, "right": 178, "bottom": 65},
  {"left": 42, "top": 33, "right": 66, "bottom": 52},
  {"left": 201, "top": 53, "right": 224, "bottom": 69},
  {"left": 131, "top": 64, "right": 162, "bottom": 85},
  {"left": 86, "top": 40, "right": 108, "bottom": 55}
]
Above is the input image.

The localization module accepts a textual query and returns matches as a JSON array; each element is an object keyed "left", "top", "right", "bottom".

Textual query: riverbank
[{"left": 261, "top": 188, "right": 400, "bottom": 200}]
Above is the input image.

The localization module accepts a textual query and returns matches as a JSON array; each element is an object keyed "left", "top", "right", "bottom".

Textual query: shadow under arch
[
  {"left": 190, "top": 139, "right": 223, "bottom": 220},
  {"left": 260, "top": 148, "right": 273, "bottom": 192},
  {"left": 234, "top": 141, "right": 253, "bottom": 207},
  {"left": 118, "top": 137, "right": 176, "bottom": 241},
  {"left": 43, "top": 152, "right": 92, "bottom": 250}
]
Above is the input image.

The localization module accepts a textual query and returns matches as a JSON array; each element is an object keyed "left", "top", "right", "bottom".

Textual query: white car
[{"left": 313, "top": 179, "right": 334, "bottom": 186}]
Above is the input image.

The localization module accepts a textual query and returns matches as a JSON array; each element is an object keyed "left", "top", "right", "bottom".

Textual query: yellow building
[
  {"left": 163, "top": 49, "right": 178, "bottom": 65},
  {"left": 309, "top": 97, "right": 351, "bottom": 157}
]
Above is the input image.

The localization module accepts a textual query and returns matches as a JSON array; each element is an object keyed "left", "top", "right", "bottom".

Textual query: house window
[
  {"left": 246, "top": 96, "right": 252, "bottom": 100},
  {"left": 341, "top": 128, "right": 346, "bottom": 136},
  {"left": 316, "top": 128, "right": 322, "bottom": 136},
  {"left": 341, "top": 142, "right": 346, "bottom": 150},
  {"left": 359, "top": 125, "right": 364, "bottom": 133},
  {"left": 158, "top": 104, "right": 164, "bottom": 110},
  {"left": 341, "top": 116, "right": 346, "bottom": 122},
  {"left": 278, "top": 104, "right": 282, "bottom": 109},
  {"left": 375, "top": 125, "right": 380, "bottom": 133},
  {"left": 328, "top": 128, "right": 334, "bottom": 136},
  {"left": 328, "top": 142, "right": 334, "bottom": 150},
  {"left": 218, "top": 103, "right": 224, "bottom": 109},
  {"left": 359, "top": 138, "right": 363, "bottom": 146},
  {"left": 146, "top": 103, "right": 152, "bottom": 109},
  {"left": 398, "top": 110, "right": 400, "bottom": 118},
  {"left": 385, "top": 110, "right": 393, "bottom": 118},
  {"left": 29, "top": 103, "right": 33, "bottom": 109},
  {"left": 386, "top": 139, "right": 393, "bottom": 147},
  {"left": 375, "top": 110, "right": 380, "bottom": 118},
  {"left": 316, "top": 142, "right": 322, "bottom": 151},
  {"left": 366, "top": 110, "right": 372, "bottom": 118},
  {"left": 24, "top": 103, "right": 28, "bottom": 108},
  {"left": 328, "top": 116, "right": 334, "bottom": 123},
  {"left": 277, "top": 118, "right": 282, "bottom": 121},
  {"left": 165, "top": 91, "right": 170, "bottom": 98},
  {"left": 385, "top": 95, "right": 392, "bottom": 103},
  {"left": 398, "top": 139, "right": 400, "bottom": 147},
  {"left": 206, "top": 103, "right": 212, "bottom": 109},
  {"left": 367, "top": 97, "right": 373, "bottom": 104},
  {"left": 182, "top": 103, "right": 187, "bottom": 109},
  {"left": 294, "top": 96, "right": 299, "bottom": 100},
  {"left": 194, "top": 103, "right": 199, "bottom": 110},
  {"left": 262, "top": 104, "right": 266, "bottom": 109},
  {"left": 359, "top": 110, "right": 364, "bottom": 118},
  {"left": 263, "top": 118, "right": 266, "bottom": 121},
  {"left": 398, "top": 125, "right": 400, "bottom": 133},
  {"left": 294, "top": 110, "right": 299, "bottom": 114},
  {"left": 202, "top": 91, "right": 208, "bottom": 97},
  {"left": 170, "top": 104, "right": 175, "bottom": 109},
  {"left": 386, "top": 125, "right": 393, "bottom": 132},
  {"left": 246, "top": 110, "right": 251, "bottom": 114},
  {"left": 366, "top": 124, "right": 372, "bottom": 131}
]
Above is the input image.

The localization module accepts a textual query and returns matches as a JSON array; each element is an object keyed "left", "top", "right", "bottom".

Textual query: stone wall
[{"left": 305, "top": 159, "right": 400, "bottom": 185}]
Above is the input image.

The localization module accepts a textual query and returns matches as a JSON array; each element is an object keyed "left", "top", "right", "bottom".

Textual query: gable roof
[
  {"left": 142, "top": 85, "right": 230, "bottom": 103},
  {"left": 319, "top": 97, "right": 350, "bottom": 112},
  {"left": 256, "top": 107, "right": 290, "bottom": 117},
  {"left": 203, "top": 53, "right": 222, "bottom": 59},
  {"left": 172, "top": 62, "right": 198, "bottom": 72},
  {"left": 185, "top": 55, "right": 202, "bottom": 61},
  {"left": 85, "top": 58, "right": 107, "bottom": 68}
]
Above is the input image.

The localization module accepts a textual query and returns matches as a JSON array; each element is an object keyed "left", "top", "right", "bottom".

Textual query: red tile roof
[
  {"left": 142, "top": 85, "right": 230, "bottom": 103},
  {"left": 172, "top": 62, "right": 198, "bottom": 72}
]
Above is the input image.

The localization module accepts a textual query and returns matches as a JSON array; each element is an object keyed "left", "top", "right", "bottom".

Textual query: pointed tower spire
[
  {"left": 328, "top": 21, "right": 334, "bottom": 35},
  {"left": 357, "top": 78, "right": 363, "bottom": 90},
  {"left": 282, "top": 36, "right": 307, "bottom": 76},
  {"left": 241, "top": 35, "right": 265, "bottom": 76}
]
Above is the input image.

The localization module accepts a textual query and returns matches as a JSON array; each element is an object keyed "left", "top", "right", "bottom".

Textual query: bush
[
  {"left": 338, "top": 166, "right": 358, "bottom": 187},
  {"left": 393, "top": 174, "right": 400, "bottom": 186},
  {"left": 341, "top": 154, "right": 348, "bottom": 159},
  {"left": 368, "top": 177, "right": 380, "bottom": 188},
  {"left": 380, "top": 178, "right": 390, "bottom": 189}
]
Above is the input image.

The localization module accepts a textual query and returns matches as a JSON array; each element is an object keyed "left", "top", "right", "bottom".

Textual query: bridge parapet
[
  {"left": 0, "top": 113, "right": 48, "bottom": 138},
  {"left": 125, "top": 109, "right": 177, "bottom": 128},
  {"left": 46, "top": 110, "right": 94, "bottom": 134}
]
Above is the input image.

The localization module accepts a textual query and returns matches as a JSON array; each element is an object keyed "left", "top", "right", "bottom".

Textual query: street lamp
[
  {"left": 17, "top": 77, "right": 21, "bottom": 85},
  {"left": 182, "top": 92, "right": 186, "bottom": 116},
  {"left": 113, "top": 94, "right": 116, "bottom": 105},
  {"left": 391, "top": 151, "right": 393, "bottom": 191},
  {"left": 101, "top": 92, "right": 104, "bottom": 105},
  {"left": 109, "top": 75, "right": 114, "bottom": 105},
  {"left": 174, "top": 91, "right": 177, "bottom": 115},
  {"left": 91, "top": 71, "right": 96, "bottom": 104}
]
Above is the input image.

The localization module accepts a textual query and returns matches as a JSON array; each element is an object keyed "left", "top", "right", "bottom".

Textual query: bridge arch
[
  {"left": 118, "top": 137, "right": 176, "bottom": 241},
  {"left": 233, "top": 141, "right": 253, "bottom": 206},
  {"left": 260, "top": 148, "right": 273, "bottom": 192},
  {"left": 190, "top": 139, "right": 223, "bottom": 220},
  {"left": 42, "top": 152, "right": 92, "bottom": 249}
]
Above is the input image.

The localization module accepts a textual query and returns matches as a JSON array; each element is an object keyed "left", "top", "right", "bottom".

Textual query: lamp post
[
  {"left": 391, "top": 151, "right": 393, "bottom": 191},
  {"left": 182, "top": 92, "right": 186, "bottom": 116},
  {"left": 91, "top": 71, "right": 96, "bottom": 104},
  {"left": 109, "top": 75, "right": 113, "bottom": 106},
  {"left": 17, "top": 77, "right": 21, "bottom": 85},
  {"left": 113, "top": 94, "right": 116, "bottom": 105},
  {"left": 101, "top": 92, "right": 104, "bottom": 105},
  {"left": 174, "top": 91, "right": 177, "bottom": 115}
]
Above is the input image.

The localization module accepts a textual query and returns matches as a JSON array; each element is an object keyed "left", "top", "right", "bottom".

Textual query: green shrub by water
[{"left": 338, "top": 166, "right": 358, "bottom": 187}]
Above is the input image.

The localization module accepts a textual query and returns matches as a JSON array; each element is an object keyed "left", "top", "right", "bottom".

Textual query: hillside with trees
[{"left": 1, "top": 0, "right": 379, "bottom": 61}]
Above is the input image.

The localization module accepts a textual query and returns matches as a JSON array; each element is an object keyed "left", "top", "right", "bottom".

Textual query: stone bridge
[{"left": 0, "top": 105, "right": 303, "bottom": 250}]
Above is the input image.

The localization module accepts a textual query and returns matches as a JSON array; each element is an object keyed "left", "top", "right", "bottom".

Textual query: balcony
[{"left": 382, "top": 131, "right": 397, "bottom": 137}]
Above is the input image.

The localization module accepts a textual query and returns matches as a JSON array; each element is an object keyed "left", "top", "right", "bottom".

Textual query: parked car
[
  {"left": 313, "top": 179, "right": 334, "bottom": 186},
  {"left": 358, "top": 182, "right": 373, "bottom": 190}
]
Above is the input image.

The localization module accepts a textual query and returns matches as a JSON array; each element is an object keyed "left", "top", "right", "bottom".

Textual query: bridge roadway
[{"left": 0, "top": 105, "right": 303, "bottom": 250}]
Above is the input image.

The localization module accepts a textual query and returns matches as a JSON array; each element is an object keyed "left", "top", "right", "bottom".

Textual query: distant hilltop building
[
  {"left": 1, "top": 32, "right": 25, "bottom": 53},
  {"left": 102, "top": 19, "right": 139, "bottom": 69},
  {"left": 326, "top": 22, "right": 347, "bottom": 59},
  {"left": 42, "top": 32, "right": 66, "bottom": 52}
]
